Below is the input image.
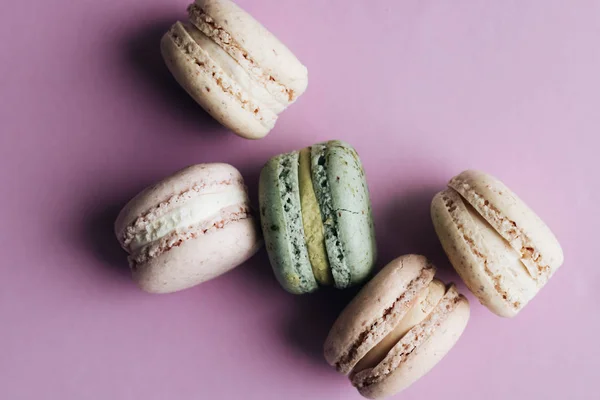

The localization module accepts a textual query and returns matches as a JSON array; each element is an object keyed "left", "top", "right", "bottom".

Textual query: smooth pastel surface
[{"left": 1, "top": 0, "right": 598, "bottom": 399}]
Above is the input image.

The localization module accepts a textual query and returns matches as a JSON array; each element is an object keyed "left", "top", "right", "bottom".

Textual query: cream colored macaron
[
  {"left": 161, "top": 0, "right": 308, "bottom": 139},
  {"left": 324, "top": 255, "right": 470, "bottom": 399},
  {"left": 431, "top": 170, "right": 564, "bottom": 317}
]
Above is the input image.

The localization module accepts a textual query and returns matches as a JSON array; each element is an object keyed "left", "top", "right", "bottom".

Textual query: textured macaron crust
[
  {"left": 324, "top": 255, "right": 470, "bottom": 399},
  {"left": 115, "top": 164, "right": 262, "bottom": 293},
  {"left": 161, "top": 0, "right": 308, "bottom": 140},
  {"left": 259, "top": 140, "right": 376, "bottom": 294},
  {"left": 431, "top": 170, "right": 564, "bottom": 317}
]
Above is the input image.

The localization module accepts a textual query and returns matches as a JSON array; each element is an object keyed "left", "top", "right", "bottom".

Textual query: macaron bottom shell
[{"left": 133, "top": 218, "right": 261, "bottom": 293}]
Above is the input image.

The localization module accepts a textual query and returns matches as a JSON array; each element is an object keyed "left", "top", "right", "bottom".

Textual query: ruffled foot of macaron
[
  {"left": 324, "top": 255, "right": 470, "bottom": 399},
  {"left": 115, "top": 163, "right": 262, "bottom": 293},
  {"left": 259, "top": 140, "right": 376, "bottom": 294},
  {"left": 431, "top": 170, "right": 564, "bottom": 317},
  {"left": 161, "top": 0, "right": 308, "bottom": 139}
]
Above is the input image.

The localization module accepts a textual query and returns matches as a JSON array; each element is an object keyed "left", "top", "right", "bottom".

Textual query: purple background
[{"left": 1, "top": 0, "right": 598, "bottom": 399}]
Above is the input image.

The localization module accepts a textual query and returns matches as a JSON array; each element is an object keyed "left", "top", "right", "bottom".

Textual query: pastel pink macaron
[
  {"left": 115, "top": 164, "right": 262, "bottom": 293},
  {"left": 324, "top": 255, "right": 470, "bottom": 399}
]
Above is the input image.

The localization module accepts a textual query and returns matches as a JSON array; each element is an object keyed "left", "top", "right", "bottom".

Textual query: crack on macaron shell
[
  {"left": 334, "top": 264, "right": 435, "bottom": 374},
  {"left": 311, "top": 143, "right": 351, "bottom": 289},
  {"left": 276, "top": 152, "right": 317, "bottom": 291},
  {"left": 119, "top": 176, "right": 246, "bottom": 249},
  {"left": 129, "top": 205, "right": 251, "bottom": 267},
  {"left": 188, "top": 4, "right": 295, "bottom": 105},
  {"left": 352, "top": 286, "right": 463, "bottom": 388},
  {"left": 449, "top": 177, "right": 552, "bottom": 285},
  {"left": 167, "top": 22, "right": 276, "bottom": 128}
]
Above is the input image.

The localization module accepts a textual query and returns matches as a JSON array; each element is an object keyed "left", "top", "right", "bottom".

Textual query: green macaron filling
[{"left": 310, "top": 142, "right": 351, "bottom": 289}]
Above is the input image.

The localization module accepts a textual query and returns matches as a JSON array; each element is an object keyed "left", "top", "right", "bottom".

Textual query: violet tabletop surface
[{"left": 0, "top": 0, "right": 597, "bottom": 399}]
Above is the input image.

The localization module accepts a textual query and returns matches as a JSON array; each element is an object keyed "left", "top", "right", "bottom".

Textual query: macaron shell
[
  {"left": 115, "top": 163, "right": 246, "bottom": 238},
  {"left": 160, "top": 22, "right": 272, "bottom": 139},
  {"left": 133, "top": 218, "right": 261, "bottom": 293},
  {"left": 258, "top": 155, "right": 318, "bottom": 294},
  {"left": 357, "top": 298, "right": 470, "bottom": 399},
  {"left": 324, "top": 255, "right": 435, "bottom": 374},
  {"left": 325, "top": 141, "right": 377, "bottom": 287},
  {"left": 194, "top": 0, "right": 308, "bottom": 96},
  {"left": 432, "top": 190, "right": 531, "bottom": 317},
  {"left": 448, "top": 170, "right": 564, "bottom": 283}
]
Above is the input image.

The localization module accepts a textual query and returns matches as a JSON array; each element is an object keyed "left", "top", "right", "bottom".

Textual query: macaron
[
  {"left": 324, "top": 255, "right": 470, "bottom": 399},
  {"left": 431, "top": 170, "right": 564, "bottom": 317},
  {"left": 115, "top": 164, "right": 262, "bottom": 293},
  {"left": 258, "top": 140, "right": 376, "bottom": 294},
  {"left": 161, "top": 0, "right": 308, "bottom": 140}
]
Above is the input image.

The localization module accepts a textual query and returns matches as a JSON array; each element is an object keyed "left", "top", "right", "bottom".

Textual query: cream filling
[
  {"left": 188, "top": 4, "right": 295, "bottom": 105},
  {"left": 465, "top": 202, "right": 538, "bottom": 308},
  {"left": 130, "top": 188, "right": 248, "bottom": 250},
  {"left": 186, "top": 25, "right": 285, "bottom": 114}
]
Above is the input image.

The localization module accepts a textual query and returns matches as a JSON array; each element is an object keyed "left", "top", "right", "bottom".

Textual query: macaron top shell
[
  {"left": 190, "top": 0, "right": 308, "bottom": 102},
  {"left": 313, "top": 141, "right": 376, "bottom": 288}
]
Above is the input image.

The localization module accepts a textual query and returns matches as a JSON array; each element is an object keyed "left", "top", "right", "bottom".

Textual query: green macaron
[{"left": 258, "top": 140, "right": 377, "bottom": 294}]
